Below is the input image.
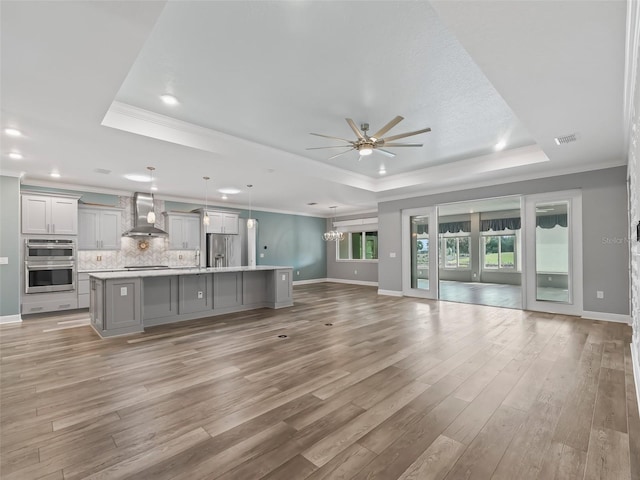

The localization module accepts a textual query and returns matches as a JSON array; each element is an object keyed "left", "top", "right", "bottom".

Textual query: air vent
[
  {"left": 554, "top": 133, "right": 579, "bottom": 145},
  {"left": 307, "top": 202, "right": 317, "bottom": 206},
  {"left": 94, "top": 168, "right": 111, "bottom": 174}
]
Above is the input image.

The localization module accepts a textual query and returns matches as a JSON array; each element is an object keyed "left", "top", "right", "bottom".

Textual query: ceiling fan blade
[
  {"left": 346, "top": 118, "right": 365, "bottom": 140},
  {"left": 374, "top": 148, "right": 396, "bottom": 158},
  {"left": 381, "top": 143, "right": 423, "bottom": 147},
  {"left": 381, "top": 127, "right": 431, "bottom": 143},
  {"left": 306, "top": 146, "right": 357, "bottom": 150},
  {"left": 370, "top": 116, "right": 404, "bottom": 140},
  {"left": 309, "top": 132, "right": 353, "bottom": 143},
  {"left": 327, "top": 148, "right": 355, "bottom": 160}
]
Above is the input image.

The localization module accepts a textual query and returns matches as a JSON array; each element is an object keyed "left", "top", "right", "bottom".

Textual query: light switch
[
  {"left": 0, "top": 257, "right": 8, "bottom": 265},
  {"left": 120, "top": 287, "right": 127, "bottom": 296},
  {"left": 197, "top": 291, "right": 203, "bottom": 299},
  {"left": 281, "top": 274, "right": 286, "bottom": 281},
  {"left": 260, "top": 253, "right": 264, "bottom": 258},
  {"left": 389, "top": 252, "right": 396, "bottom": 258}
]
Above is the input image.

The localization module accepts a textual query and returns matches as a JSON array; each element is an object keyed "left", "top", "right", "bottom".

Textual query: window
[
  {"left": 439, "top": 235, "right": 470, "bottom": 269},
  {"left": 483, "top": 234, "right": 516, "bottom": 269},
  {"left": 337, "top": 231, "right": 378, "bottom": 260}
]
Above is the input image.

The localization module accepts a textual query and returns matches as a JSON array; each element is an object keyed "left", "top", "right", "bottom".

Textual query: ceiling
[{"left": 0, "top": 1, "right": 627, "bottom": 217}]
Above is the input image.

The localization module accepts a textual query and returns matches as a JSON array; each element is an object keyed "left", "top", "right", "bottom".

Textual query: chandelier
[{"left": 323, "top": 206, "right": 344, "bottom": 242}]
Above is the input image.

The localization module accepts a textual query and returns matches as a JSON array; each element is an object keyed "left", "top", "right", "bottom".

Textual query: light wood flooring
[{"left": 1, "top": 283, "right": 638, "bottom": 480}]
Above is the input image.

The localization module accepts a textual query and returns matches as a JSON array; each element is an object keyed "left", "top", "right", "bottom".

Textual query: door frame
[
  {"left": 402, "top": 206, "right": 439, "bottom": 299},
  {"left": 523, "top": 189, "right": 583, "bottom": 315}
]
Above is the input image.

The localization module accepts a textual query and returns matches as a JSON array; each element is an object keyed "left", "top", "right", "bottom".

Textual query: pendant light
[
  {"left": 246, "top": 184, "right": 255, "bottom": 229},
  {"left": 323, "top": 206, "right": 344, "bottom": 241},
  {"left": 203, "top": 176, "right": 210, "bottom": 226},
  {"left": 146, "top": 166, "right": 156, "bottom": 224}
]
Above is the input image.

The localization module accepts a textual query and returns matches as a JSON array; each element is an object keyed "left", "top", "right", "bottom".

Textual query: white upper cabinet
[
  {"left": 22, "top": 193, "right": 78, "bottom": 235},
  {"left": 166, "top": 213, "right": 201, "bottom": 250},
  {"left": 78, "top": 208, "right": 122, "bottom": 250},
  {"left": 205, "top": 211, "right": 238, "bottom": 234}
]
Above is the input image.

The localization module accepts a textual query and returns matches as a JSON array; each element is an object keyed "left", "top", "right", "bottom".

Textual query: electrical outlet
[
  {"left": 354, "top": 270, "right": 357, "bottom": 275},
  {"left": 596, "top": 291, "right": 604, "bottom": 299},
  {"left": 473, "top": 272, "right": 477, "bottom": 278},
  {"left": 97, "top": 255, "right": 102, "bottom": 261},
  {"left": 0, "top": 257, "right": 8, "bottom": 265},
  {"left": 389, "top": 252, "right": 396, "bottom": 258},
  {"left": 120, "top": 287, "right": 127, "bottom": 296},
  {"left": 179, "top": 255, "right": 183, "bottom": 260},
  {"left": 296, "top": 270, "right": 300, "bottom": 276},
  {"left": 197, "top": 291, "right": 203, "bottom": 299},
  {"left": 548, "top": 276, "right": 552, "bottom": 282},
  {"left": 260, "top": 253, "right": 264, "bottom": 258}
]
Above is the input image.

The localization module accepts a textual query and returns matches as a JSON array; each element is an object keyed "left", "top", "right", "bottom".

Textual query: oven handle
[
  {"left": 26, "top": 263, "right": 75, "bottom": 270},
  {"left": 26, "top": 244, "right": 75, "bottom": 249}
]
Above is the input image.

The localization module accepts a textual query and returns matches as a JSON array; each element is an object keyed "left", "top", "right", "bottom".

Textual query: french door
[
  {"left": 523, "top": 190, "right": 583, "bottom": 315},
  {"left": 402, "top": 207, "right": 438, "bottom": 299}
]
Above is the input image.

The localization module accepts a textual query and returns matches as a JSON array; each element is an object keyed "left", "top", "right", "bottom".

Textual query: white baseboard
[
  {"left": 0, "top": 314, "right": 22, "bottom": 324},
  {"left": 325, "top": 278, "right": 378, "bottom": 287},
  {"left": 292, "top": 278, "right": 328, "bottom": 286},
  {"left": 377, "top": 289, "right": 403, "bottom": 297},
  {"left": 631, "top": 342, "right": 640, "bottom": 417},
  {"left": 581, "top": 311, "right": 631, "bottom": 325}
]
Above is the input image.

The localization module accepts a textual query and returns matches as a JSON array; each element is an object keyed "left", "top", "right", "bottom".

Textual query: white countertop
[{"left": 88, "top": 265, "right": 293, "bottom": 279}]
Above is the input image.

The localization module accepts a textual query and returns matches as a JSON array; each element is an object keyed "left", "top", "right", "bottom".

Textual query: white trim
[
  {"left": 581, "top": 311, "right": 632, "bottom": 325},
  {"left": 333, "top": 217, "right": 378, "bottom": 227},
  {"left": 325, "top": 278, "right": 378, "bottom": 287},
  {"left": 624, "top": 0, "right": 640, "bottom": 149},
  {"left": 378, "top": 289, "right": 403, "bottom": 297},
  {"left": 292, "top": 278, "right": 328, "bottom": 286},
  {"left": 0, "top": 314, "right": 22, "bottom": 324},
  {"left": 631, "top": 342, "right": 640, "bottom": 416}
]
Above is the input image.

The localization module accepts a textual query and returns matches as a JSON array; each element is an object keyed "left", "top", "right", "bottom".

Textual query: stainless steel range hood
[{"left": 122, "top": 192, "right": 168, "bottom": 237}]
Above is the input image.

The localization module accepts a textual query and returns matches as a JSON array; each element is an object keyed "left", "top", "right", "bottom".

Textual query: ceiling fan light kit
[{"left": 308, "top": 116, "right": 431, "bottom": 161}]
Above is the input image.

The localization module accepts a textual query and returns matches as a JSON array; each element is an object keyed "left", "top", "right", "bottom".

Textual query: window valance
[
  {"left": 480, "top": 217, "right": 521, "bottom": 232},
  {"left": 438, "top": 221, "right": 471, "bottom": 234},
  {"left": 536, "top": 213, "right": 567, "bottom": 229}
]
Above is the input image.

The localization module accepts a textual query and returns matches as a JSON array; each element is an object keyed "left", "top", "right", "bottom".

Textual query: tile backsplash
[{"left": 78, "top": 197, "right": 200, "bottom": 270}]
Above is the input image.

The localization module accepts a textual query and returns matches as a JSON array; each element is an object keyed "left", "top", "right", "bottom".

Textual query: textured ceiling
[{"left": 0, "top": 1, "right": 628, "bottom": 216}]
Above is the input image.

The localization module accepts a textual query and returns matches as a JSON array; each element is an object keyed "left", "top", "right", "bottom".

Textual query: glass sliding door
[
  {"left": 524, "top": 191, "right": 582, "bottom": 315},
  {"left": 535, "top": 201, "right": 570, "bottom": 303},
  {"left": 402, "top": 207, "right": 438, "bottom": 298}
]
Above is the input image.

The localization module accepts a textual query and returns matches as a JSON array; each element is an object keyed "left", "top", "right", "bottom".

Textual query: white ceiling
[{"left": 0, "top": 1, "right": 628, "bottom": 217}]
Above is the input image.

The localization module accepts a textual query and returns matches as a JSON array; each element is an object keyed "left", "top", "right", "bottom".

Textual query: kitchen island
[{"left": 89, "top": 266, "right": 293, "bottom": 337}]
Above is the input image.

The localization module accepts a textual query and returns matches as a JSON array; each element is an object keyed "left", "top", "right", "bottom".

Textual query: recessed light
[
  {"left": 124, "top": 173, "right": 152, "bottom": 182},
  {"left": 494, "top": 140, "right": 506, "bottom": 151},
  {"left": 4, "top": 128, "right": 22, "bottom": 137},
  {"left": 218, "top": 188, "right": 240, "bottom": 195},
  {"left": 221, "top": 194, "right": 228, "bottom": 200},
  {"left": 150, "top": 185, "right": 158, "bottom": 191},
  {"left": 50, "top": 172, "right": 61, "bottom": 178},
  {"left": 160, "top": 94, "right": 179, "bottom": 105},
  {"left": 378, "top": 168, "right": 386, "bottom": 175},
  {"left": 8, "top": 152, "right": 23, "bottom": 160}
]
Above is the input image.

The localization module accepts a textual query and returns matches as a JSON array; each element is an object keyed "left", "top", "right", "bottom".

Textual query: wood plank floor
[{"left": 1, "top": 283, "right": 638, "bottom": 480}]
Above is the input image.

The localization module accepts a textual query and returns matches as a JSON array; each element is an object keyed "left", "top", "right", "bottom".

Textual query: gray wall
[
  {"left": 326, "top": 215, "right": 379, "bottom": 283},
  {"left": 0, "top": 176, "right": 20, "bottom": 317},
  {"left": 378, "top": 167, "right": 629, "bottom": 315}
]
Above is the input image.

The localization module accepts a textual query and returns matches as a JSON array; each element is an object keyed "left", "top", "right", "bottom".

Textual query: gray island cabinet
[{"left": 89, "top": 266, "right": 293, "bottom": 337}]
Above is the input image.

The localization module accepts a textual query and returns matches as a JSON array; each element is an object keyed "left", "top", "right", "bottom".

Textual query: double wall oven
[{"left": 24, "top": 238, "right": 76, "bottom": 294}]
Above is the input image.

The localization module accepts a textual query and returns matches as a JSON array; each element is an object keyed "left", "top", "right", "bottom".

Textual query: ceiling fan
[{"left": 307, "top": 116, "right": 431, "bottom": 160}]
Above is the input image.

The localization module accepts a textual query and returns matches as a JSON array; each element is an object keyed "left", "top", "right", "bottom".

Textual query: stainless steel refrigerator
[{"left": 206, "top": 220, "right": 257, "bottom": 267}]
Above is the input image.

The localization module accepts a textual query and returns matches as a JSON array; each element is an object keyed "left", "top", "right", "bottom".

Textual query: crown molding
[{"left": 103, "top": 101, "right": 377, "bottom": 192}]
